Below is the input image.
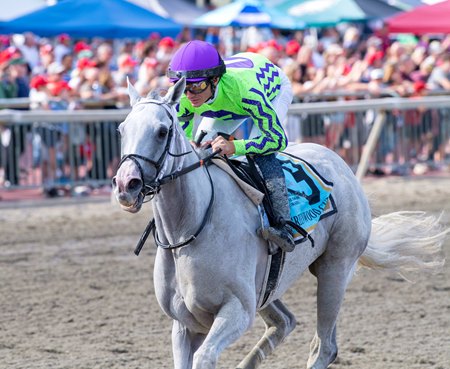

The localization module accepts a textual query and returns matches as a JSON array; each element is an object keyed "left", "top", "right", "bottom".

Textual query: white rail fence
[{"left": 1, "top": 96, "right": 449, "bottom": 192}]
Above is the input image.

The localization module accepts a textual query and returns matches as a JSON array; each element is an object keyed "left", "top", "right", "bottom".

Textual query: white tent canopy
[
  {"left": 0, "top": 0, "right": 48, "bottom": 21},
  {"left": 128, "top": 0, "right": 207, "bottom": 26}
]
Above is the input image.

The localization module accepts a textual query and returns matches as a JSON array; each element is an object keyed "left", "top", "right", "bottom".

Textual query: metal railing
[
  {"left": 285, "top": 95, "right": 450, "bottom": 179},
  {"left": 1, "top": 95, "right": 449, "bottom": 193}
]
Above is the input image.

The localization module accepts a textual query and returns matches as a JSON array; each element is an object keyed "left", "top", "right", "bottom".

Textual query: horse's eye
[{"left": 158, "top": 126, "right": 169, "bottom": 139}]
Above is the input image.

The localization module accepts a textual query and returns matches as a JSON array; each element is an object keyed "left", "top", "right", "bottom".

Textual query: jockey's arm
[{"left": 232, "top": 91, "right": 287, "bottom": 156}]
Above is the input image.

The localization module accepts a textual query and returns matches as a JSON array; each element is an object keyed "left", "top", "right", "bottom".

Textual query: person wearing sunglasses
[{"left": 166, "top": 40, "right": 295, "bottom": 253}]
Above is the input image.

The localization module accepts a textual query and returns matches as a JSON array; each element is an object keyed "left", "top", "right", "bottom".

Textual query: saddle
[{"left": 212, "top": 153, "right": 314, "bottom": 246}]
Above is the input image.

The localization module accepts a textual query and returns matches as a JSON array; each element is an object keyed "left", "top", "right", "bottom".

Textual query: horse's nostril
[{"left": 127, "top": 178, "right": 143, "bottom": 192}]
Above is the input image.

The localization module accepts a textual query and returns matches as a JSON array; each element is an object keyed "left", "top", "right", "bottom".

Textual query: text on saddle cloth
[
  {"left": 277, "top": 152, "right": 337, "bottom": 242},
  {"left": 212, "top": 153, "right": 337, "bottom": 243}
]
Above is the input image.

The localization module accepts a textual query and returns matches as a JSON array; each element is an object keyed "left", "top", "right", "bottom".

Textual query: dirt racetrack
[{"left": 1, "top": 176, "right": 449, "bottom": 369}]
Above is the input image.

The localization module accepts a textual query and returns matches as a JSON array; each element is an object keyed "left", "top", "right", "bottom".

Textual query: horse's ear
[
  {"left": 127, "top": 77, "right": 140, "bottom": 107},
  {"left": 163, "top": 77, "right": 185, "bottom": 106}
]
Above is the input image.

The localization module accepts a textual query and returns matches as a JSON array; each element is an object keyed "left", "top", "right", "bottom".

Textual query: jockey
[{"left": 167, "top": 40, "right": 295, "bottom": 253}]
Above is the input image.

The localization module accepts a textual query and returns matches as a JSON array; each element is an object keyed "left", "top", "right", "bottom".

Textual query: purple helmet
[{"left": 167, "top": 40, "right": 226, "bottom": 82}]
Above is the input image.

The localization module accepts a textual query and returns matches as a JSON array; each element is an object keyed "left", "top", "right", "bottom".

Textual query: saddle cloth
[
  {"left": 212, "top": 152, "right": 336, "bottom": 242},
  {"left": 277, "top": 152, "right": 336, "bottom": 242}
]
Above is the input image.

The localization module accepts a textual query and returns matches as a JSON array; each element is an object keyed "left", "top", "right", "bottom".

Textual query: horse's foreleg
[
  {"left": 307, "top": 259, "right": 358, "bottom": 369},
  {"left": 237, "top": 299, "right": 296, "bottom": 369},
  {"left": 172, "top": 320, "right": 206, "bottom": 369},
  {"left": 192, "top": 296, "right": 252, "bottom": 369}
]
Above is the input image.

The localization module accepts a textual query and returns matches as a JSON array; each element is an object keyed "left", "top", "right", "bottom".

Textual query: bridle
[
  {"left": 117, "top": 98, "right": 184, "bottom": 198},
  {"left": 117, "top": 98, "right": 219, "bottom": 253}
]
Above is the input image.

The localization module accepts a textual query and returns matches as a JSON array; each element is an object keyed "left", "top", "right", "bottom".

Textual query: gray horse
[{"left": 112, "top": 78, "right": 446, "bottom": 369}]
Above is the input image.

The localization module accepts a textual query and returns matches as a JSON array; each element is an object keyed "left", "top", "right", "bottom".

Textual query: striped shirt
[{"left": 177, "top": 52, "right": 287, "bottom": 156}]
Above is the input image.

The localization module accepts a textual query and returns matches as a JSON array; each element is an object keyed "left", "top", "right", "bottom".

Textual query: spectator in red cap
[
  {"left": 366, "top": 50, "right": 384, "bottom": 68},
  {"left": 77, "top": 63, "right": 117, "bottom": 103},
  {"left": 78, "top": 66, "right": 102, "bottom": 99},
  {"left": 58, "top": 33, "right": 70, "bottom": 43},
  {"left": 30, "top": 74, "right": 47, "bottom": 90},
  {"left": 112, "top": 53, "right": 138, "bottom": 90},
  {"left": 286, "top": 40, "right": 300, "bottom": 57},
  {"left": 46, "top": 62, "right": 72, "bottom": 99},
  {"left": 73, "top": 40, "right": 94, "bottom": 62},
  {"left": 68, "top": 57, "right": 97, "bottom": 90},
  {"left": 135, "top": 57, "right": 162, "bottom": 96},
  {"left": 55, "top": 33, "right": 71, "bottom": 64},
  {"left": 258, "top": 39, "right": 283, "bottom": 65},
  {"left": 156, "top": 36, "right": 176, "bottom": 71},
  {"left": 278, "top": 39, "right": 301, "bottom": 68},
  {"left": 159, "top": 36, "right": 176, "bottom": 50},
  {"left": 0, "top": 47, "right": 21, "bottom": 70},
  {"left": 77, "top": 57, "right": 97, "bottom": 71},
  {"left": 74, "top": 41, "right": 91, "bottom": 55},
  {"left": 29, "top": 75, "right": 49, "bottom": 109},
  {"left": 32, "top": 44, "right": 55, "bottom": 75},
  {"left": 30, "top": 74, "right": 47, "bottom": 89}
]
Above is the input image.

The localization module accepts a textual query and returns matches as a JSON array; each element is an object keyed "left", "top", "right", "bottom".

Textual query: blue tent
[{"left": 0, "top": 0, "right": 182, "bottom": 38}]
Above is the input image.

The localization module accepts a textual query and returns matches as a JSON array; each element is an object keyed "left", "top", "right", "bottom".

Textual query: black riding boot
[{"left": 259, "top": 177, "right": 295, "bottom": 253}]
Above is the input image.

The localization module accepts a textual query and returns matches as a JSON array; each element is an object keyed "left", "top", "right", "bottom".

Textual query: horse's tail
[{"left": 358, "top": 211, "right": 447, "bottom": 276}]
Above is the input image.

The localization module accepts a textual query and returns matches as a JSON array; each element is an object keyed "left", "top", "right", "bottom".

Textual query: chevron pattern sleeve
[
  {"left": 232, "top": 87, "right": 287, "bottom": 156},
  {"left": 176, "top": 98, "right": 195, "bottom": 140}
]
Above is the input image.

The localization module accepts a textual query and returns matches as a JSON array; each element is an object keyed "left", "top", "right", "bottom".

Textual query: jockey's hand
[
  {"left": 211, "top": 136, "right": 235, "bottom": 156},
  {"left": 200, "top": 139, "right": 212, "bottom": 149}
]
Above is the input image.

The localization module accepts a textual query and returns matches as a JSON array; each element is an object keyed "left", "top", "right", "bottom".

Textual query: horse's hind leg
[
  {"left": 307, "top": 259, "right": 358, "bottom": 369},
  {"left": 237, "top": 299, "right": 296, "bottom": 369}
]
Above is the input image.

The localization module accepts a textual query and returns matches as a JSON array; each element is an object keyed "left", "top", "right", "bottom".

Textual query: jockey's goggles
[{"left": 184, "top": 80, "right": 210, "bottom": 95}]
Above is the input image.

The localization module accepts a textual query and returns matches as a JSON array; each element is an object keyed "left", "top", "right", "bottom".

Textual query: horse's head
[{"left": 112, "top": 78, "right": 186, "bottom": 213}]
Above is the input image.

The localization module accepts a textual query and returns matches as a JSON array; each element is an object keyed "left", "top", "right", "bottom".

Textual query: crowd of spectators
[
  {"left": 0, "top": 25, "right": 449, "bottom": 108},
  {"left": 0, "top": 25, "right": 449, "bottom": 192}
]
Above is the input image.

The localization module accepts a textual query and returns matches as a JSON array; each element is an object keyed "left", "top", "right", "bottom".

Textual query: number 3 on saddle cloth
[
  {"left": 216, "top": 151, "right": 337, "bottom": 245},
  {"left": 277, "top": 152, "right": 337, "bottom": 244}
]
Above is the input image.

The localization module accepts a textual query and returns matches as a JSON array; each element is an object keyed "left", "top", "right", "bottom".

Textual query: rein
[
  {"left": 134, "top": 149, "right": 219, "bottom": 255},
  {"left": 116, "top": 98, "right": 220, "bottom": 254}
]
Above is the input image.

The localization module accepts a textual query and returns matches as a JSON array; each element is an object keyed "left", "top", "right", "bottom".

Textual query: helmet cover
[{"left": 167, "top": 40, "right": 225, "bottom": 82}]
